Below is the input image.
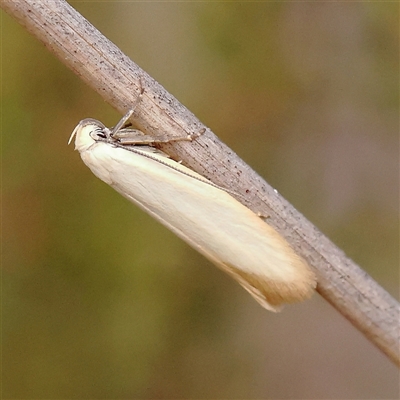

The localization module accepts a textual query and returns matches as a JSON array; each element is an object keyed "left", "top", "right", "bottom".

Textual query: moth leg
[
  {"left": 149, "top": 127, "right": 206, "bottom": 143},
  {"left": 115, "top": 127, "right": 206, "bottom": 145},
  {"left": 111, "top": 82, "right": 145, "bottom": 137},
  {"left": 114, "top": 129, "right": 169, "bottom": 145},
  {"left": 166, "top": 127, "right": 206, "bottom": 142},
  {"left": 111, "top": 75, "right": 206, "bottom": 145}
]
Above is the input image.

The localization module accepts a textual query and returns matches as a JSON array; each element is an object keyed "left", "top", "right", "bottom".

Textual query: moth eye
[{"left": 90, "top": 127, "right": 107, "bottom": 140}]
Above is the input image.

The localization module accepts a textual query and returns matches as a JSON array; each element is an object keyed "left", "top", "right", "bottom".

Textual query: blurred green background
[{"left": 2, "top": 2, "right": 399, "bottom": 399}]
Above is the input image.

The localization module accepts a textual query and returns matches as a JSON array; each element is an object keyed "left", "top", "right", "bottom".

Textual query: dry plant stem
[{"left": 2, "top": 0, "right": 399, "bottom": 366}]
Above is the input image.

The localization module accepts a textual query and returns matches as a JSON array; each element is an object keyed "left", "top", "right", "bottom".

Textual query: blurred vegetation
[{"left": 2, "top": 2, "right": 399, "bottom": 399}]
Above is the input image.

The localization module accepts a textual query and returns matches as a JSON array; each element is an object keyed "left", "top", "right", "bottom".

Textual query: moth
[{"left": 69, "top": 106, "right": 316, "bottom": 311}]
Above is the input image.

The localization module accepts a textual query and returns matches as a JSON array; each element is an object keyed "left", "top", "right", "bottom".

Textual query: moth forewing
[{"left": 70, "top": 113, "right": 317, "bottom": 311}]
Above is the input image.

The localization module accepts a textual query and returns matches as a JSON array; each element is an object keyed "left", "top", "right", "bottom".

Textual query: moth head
[{"left": 68, "top": 119, "right": 108, "bottom": 152}]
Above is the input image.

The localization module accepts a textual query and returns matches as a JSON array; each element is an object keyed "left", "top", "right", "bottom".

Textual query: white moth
[{"left": 69, "top": 109, "right": 316, "bottom": 311}]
